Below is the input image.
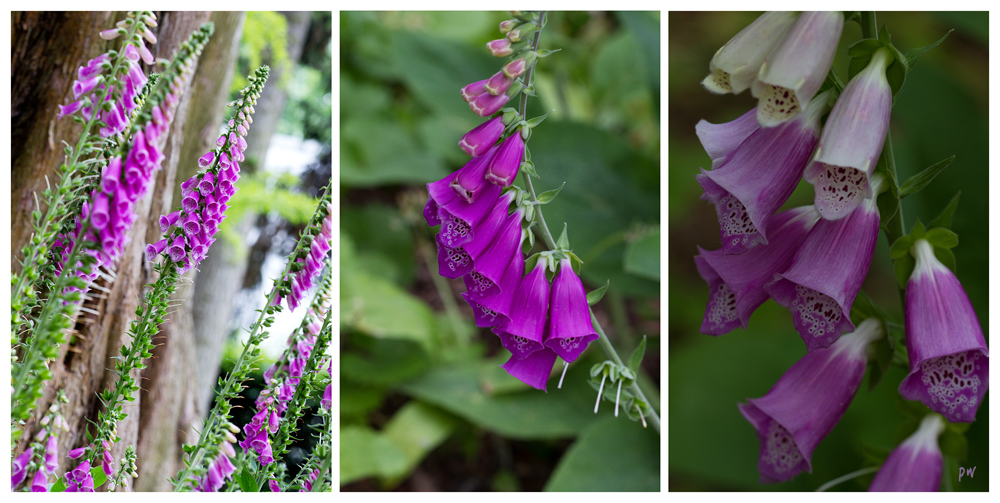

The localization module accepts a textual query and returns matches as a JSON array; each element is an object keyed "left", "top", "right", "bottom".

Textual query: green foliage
[
  {"left": 545, "top": 416, "right": 659, "bottom": 491},
  {"left": 233, "top": 12, "right": 292, "bottom": 93},
  {"left": 218, "top": 171, "right": 318, "bottom": 263}
]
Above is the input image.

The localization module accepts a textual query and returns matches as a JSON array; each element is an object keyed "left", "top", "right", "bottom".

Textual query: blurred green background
[
  {"left": 668, "top": 12, "right": 988, "bottom": 491},
  {"left": 340, "top": 11, "right": 660, "bottom": 491}
]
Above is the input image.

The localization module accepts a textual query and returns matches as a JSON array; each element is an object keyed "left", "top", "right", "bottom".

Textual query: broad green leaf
[
  {"left": 623, "top": 226, "right": 660, "bottom": 281},
  {"left": 545, "top": 416, "right": 659, "bottom": 491},
  {"left": 341, "top": 338, "right": 431, "bottom": 388},
  {"left": 339, "top": 426, "right": 408, "bottom": 486},
  {"left": 924, "top": 228, "right": 959, "bottom": 249},
  {"left": 237, "top": 466, "right": 257, "bottom": 492},
  {"left": 899, "top": 155, "right": 956, "bottom": 198},
  {"left": 380, "top": 402, "right": 458, "bottom": 487}
]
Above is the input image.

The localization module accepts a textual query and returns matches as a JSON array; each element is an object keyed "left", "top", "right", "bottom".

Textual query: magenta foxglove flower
[
  {"left": 695, "top": 205, "right": 820, "bottom": 335},
  {"left": 485, "top": 70, "right": 514, "bottom": 95},
  {"left": 804, "top": 48, "right": 893, "bottom": 220},
  {"left": 695, "top": 107, "right": 759, "bottom": 170},
  {"left": 31, "top": 469, "right": 48, "bottom": 492},
  {"left": 459, "top": 116, "right": 505, "bottom": 156},
  {"left": 899, "top": 239, "right": 989, "bottom": 423},
  {"left": 739, "top": 318, "right": 884, "bottom": 483},
  {"left": 462, "top": 233, "right": 525, "bottom": 328},
  {"left": 502, "top": 57, "right": 528, "bottom": 79},
  {"left": 435, "top": 191, "right": 514, "bottom": 279},
  {"left": 470, "top": 91, "right": 511, "bottom": 117},
  {"left": 486, "top": 133, "right": 525, "bottom": 187},
  {"left": 752, "top": 11, "right": 843, "bottom": 127},
  {"left": 765, "top": 176, "right": 882, "bottom": 351},
  {"left": 64, "top": 460, "right": 95, "bottom": 492},
  {"left": 427, "top": 171, "right": 503, "bottom": 248},
  {"left": 44, "top": 434, "right": 59, "bottom": 474},
  {"left": 697, "top": 90, "right": 828, "bottom": 255},
  {"left": 269, "top": 479, "right": 281, "bottom": 492},
  {"left": 487, "top": 38, "right": 517, "bottom": 57},
  {"left": 67, "top": 447, "right": 86, "bottom": 459},
  {"left": 12, "top": 447, "right": 33, "bottom": 489},
  {"left": 702, "top": 11, "right": 797, "bottom": 95},
  {"left": 544, "top": 258, "right": 598, "bottom": 362},
  {"left": 494, "top": 259, "right": 550, "bottom": 359},
  {"left": 868, "top": 414, "right": 945, "bottom": 492},
  {"left": 461, "top": 80, "right": 488, "bottom": 102},
  {"left": 502, "top": 347, "right": 559, "bottom": 391},
  {"left": 450, "top": 146, "right": 499, "bottom": 203},
  {"left": 464, "top": 207, "right": 525, "bottom": 300}
]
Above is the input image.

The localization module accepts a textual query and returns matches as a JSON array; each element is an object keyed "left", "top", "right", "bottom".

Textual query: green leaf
[
  {"left": 341, "top": 338, "right": 431, "bottom": 388},
  {"left": 626, "top": 336, "right": 647, "bottom": 375},
  {"left": 934, "top": 246, "right": 957, "bottom": 273},
  {"left": 50, "top": 477, "right": 68, "bottom": 492},
  {"left": 623, "top": 226, "right": 660, "bottom": 281},
  {"left": 339, "top": 426, "right": 408, "bottom": 486},
  {"left": 885, "top": 44, "right": 908, "bottom": 97},
  {"left": 380, "top": 402, "right": 457, "bottom": 487},
  {"left": 928, "top": 191, "right": 962, "bottom": 230},
  {"left": 898, "top": 155, "right": 956, "bottom": 198},
  {"left": 924, "top": 228, "right": 959, "bottom": 249},
  {"left": 847, "top": 38, "right": 883, "bottom": 58},
  {"left": 556, "top": 222, "right": 569, "bottom": 250},
  {"left": 586, "top": 280, "right": 610, "bottom": 306},
  {"left": 535, "top": 48, "right": 561, "bottom": 57},
  {"left": 889, "top": 235, "right": 915, "bottom": 260},
  {"left": 237, "top": 466, "right": 258, "bottom": 492},
  {"left": 91, "top": 464, "right": 108, "bottom": 489},
  {"left": 536, "top": 182, "right": 565, "bottom": 204},
  {"left": 910, "top": 219, "right": 926, "bottom": 239},
  {"left": 904, "top": 30, "right": 953, "bottom": 71},
  {"left": 544, "top": 416, "right": 660, "bottom": 491}
]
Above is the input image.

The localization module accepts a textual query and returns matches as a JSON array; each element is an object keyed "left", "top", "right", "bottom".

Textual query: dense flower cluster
[
  {"left": 280, "top": 203, "right": 333, "bottom": 311},
  {"left": 150, "top": 67, "right": 268, "bottom": 273},
  {"left": 423, "top": 12, "right": 597, "bottom": 390},
  {"left": 694, "top": 11, "right": 989, "bottom": 488}
]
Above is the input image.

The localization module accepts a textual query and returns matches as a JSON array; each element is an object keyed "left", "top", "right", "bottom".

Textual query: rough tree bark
[{"left": 9, "top": 11, "right": 245, "bottom": 491}]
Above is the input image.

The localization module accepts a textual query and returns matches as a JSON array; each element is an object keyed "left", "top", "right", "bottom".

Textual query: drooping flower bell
[
  {"left": 697, "top": 90, "right": 830, "bottom": 255},
  {"left": 765, "top": 175, "right": 883, "bottom": 351},
  {"left": 804, "top": 47, "right": 893, "bottom": 220},
  {"left": 464, "top": 207, "right": 526, "bottom": 300},
  {"left": 695, "top": 205, "right": 821, "bottom": 335},
  {"left": 435, "top": 190, "right": 515, "bottom": 279},
  {"left": 868, "top": 414, "right": 946, "bottom": 492},
  {"left": 427, "top": 163, "right": 503, "bottom": 248},
  {"left": 12, "top": 447, "right": 34, "bottom": 490},
  {"left": 752, "top": 11, "right": 843, "bottom": 127},
  {"left": 695, "top": 107, "right": 760, "bottom": 170},
  {"left": 702, "top": 11, "right": 797, "bottom": 95},
  {"left": 502, "top": 347, "right": 559, "bottom": 391},
  {"left": 485, "top": 131, "right": 525, "bottom": 187},
  {"left": 739, "top": 318, "right": 884, "bottom": 483},
  {"left": 493, "top": 259, "right": 550, "bottom": 359},
  {"left": 898, "top": 239, "right": 989, "bottom": 423},
  {"left": 544, "top": 258, "right": 598, "bottom": 362},
  {"left": 462, "top": 233, "right": 524, "bottom": 328},
  {"left": 459, "top": 116, "right": 505, "bottom": 157}
]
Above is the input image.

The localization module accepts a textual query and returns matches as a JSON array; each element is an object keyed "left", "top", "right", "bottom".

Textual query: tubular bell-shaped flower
[
  {"left": 695, "top": 205, "right": 821, "bottom": 335},
  {"left": 450, "top": 147, "right": 499, "bottom": 203},
  {"left": 494, "top": 259, "right": 550, "bottom": 359},
  {"left": 697, "top": 90, "right": 829, "bottom": 255},
  {"left": 702, "top": 11, "right": 797, "bottom": 95},
  {"left": 752, "top": 11, "right": 843, "bottom": 127},
  {"left": 12, "top": 447, "right": 33, "bottom": 489},
  {"left": 427, "top": 168, "right": 503, "bottom": 248},
  {"left": 695, "top": 107, "right": 760, "bottom": 170},
  {"left": 486, "top": 132, "right": 525, "bottom": 187},
  {"left": 435, "top": 191, "right": 515, "bottom": 279},
  {"left": 462, "top": 233, "right": 525, "bottom": 328},
  {"left": 804, "top": 48, "right": 893, "bottom": 220},
  {"left": 544, "top": 258, "right": 598, "bottom": 362},
  {"left": 739, "top": 318, "right": 884, "bottom": 483},
  {"left": 898, "top": 239, "right": 989, "bottom": 423},
  {"left": 868, "top": 414, "right": 946, "bottom": 492},
  {"left": 459, "top": 116, "right": 505, "bottom": 157},
  {"left": 502, "top": 347, "right": 559, "bottom": 391},
  {"left": 464, "top": 207, "right": 526, "bottom": 300},
  {"left": 765, "top": 175, "right": 883, "bottom": 351}
]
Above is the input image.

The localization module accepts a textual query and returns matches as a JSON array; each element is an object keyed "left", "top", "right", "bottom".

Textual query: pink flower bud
[
  {"left": 461, "top": 79, "right": 488, "bottom": 103},
  {"left": 484, "top": 71, "right": 513, "bottom": 96},
  {"left": 487, "top": 38, "right": 514, "bottom": 57}
]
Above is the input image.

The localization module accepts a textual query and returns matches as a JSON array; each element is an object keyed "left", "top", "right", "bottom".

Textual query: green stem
[
  {"left": 515, "top": 10, "right": 660, "bottom": 433},
  {"left": 860, "top": 11, "right": 877, "bottom": 39},
  {"left": 815, "top": 466, "right": 879, "bottom": 492}
]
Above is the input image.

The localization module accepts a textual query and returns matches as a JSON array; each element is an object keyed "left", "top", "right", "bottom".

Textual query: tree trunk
[{"left": 9, "top": 11, "right": 247, "bottom": 492}]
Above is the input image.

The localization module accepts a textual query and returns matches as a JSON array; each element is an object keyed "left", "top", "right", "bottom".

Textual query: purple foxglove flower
[
  {"left": 696, "top": 206, "right": 820, "bottom": 335},
  {"left": 135, "top": 38, "right": 155, "bottom": 65},
  {"left": 765, "top": 177, "right": 881, "bottom": 351},
  {"left": 695, "top": 107, "right": 759, "bottom": 170},
  {"left": 269, "top": 479, "right": 281, "bottom": 492},
  {"left": 31, "top": 469, "right": 48, "bottom": 492},
  {"left": 484, "top": 70, "right": 513, "bottom": 96},
  {"left": 544, "top": 258, "right": 599, "bottom": 362},
  {"left": 804, "top": 48, "right": 893, "bottom": 220},
  {"left": 487, "top": 38, "right": 515, "bottom": 57},
  {"left": 486, "top": 133, "right": 524, "bottom": 187},
  {"left": 160, "top": 210, "right": 181, "bottom": 233},
  {"left": 702, "top": 11, "right": 797, "bottom": 95},
  {"left": 99, "top": 27, "right": 121, "bottom": 40},
  {"left": 869, "top": 414, "right": 945, "bottom": 492},
  {"left": 462, "top": 232, "right": 525, "bottom": 328},
  {"left": 697, "top": 91, "right": 828, "bottom": 255},
  {"left": 198, "top": 151, "right": 215, "bottom": 168},
  {"left": 73, "top": 75, "right": 101, "bottom": 99},
  {"left": 437, "top": 192, "right": 515, "bottom": 278},
  {"left": 124, "top": 43, "right": 140, "bottom": 62},
  {"left": 12, "top": 447, "right": 33, "bottom": 489},
  {"left": 101, "top": 156, "right": 122, "bottom": 195},
  {"left": 237, "top": 135, "right": 248, "bottom": 151},
  {"left": 219, "top": 151, "right": 232, "bottom": 169},
  {"left": 67, "top": 447, "right": 86, "bottom": 459},
  {"left": 322, "top": 383, "right": 332, "bottom": 410},
  {"left": 450, "top": 151, "right": 499, "bottom": 203},
  {"left": 502, "top": 347, "right": 558, "bottom": 391},
  {"left": 470, "top": 92, "right": 510, "bottom": 117},
  {"left": 739, "top": 318, "right": 884, "bottom": 483},
  {"left": 78, "top": 54, "right": 109, "bottom": 81},
  {"left": 199, "top": 171, "right": 216, "bottom": 195},
  {"left": 100, "top": 102, "right": 129, "bottom": 137},
  {"left": 464, "top": 208, "right": 525, "bottom": 300},
  {"left": 899, "top": 239, "right": 989, "bottom": 423},
  {"left": 502, "top": 57, "right": 528, "bottom": 79},
  {"left": 752, "top": 11, "right": 843, "bottom": 127},
  {"left": 168, "top": 236, "right": 186, "bottom": 262},
  {"left": 45, "top": 435, "right": 58, "bottom": 474},
  {"left": 146, "top": 238, "right": 168, "bottom": 262},
  {"left": 428, "top": 172, "right": 503, "bottom": 249},
  {"left": 493, "top": 259, "right": 550, "bottom": 359},
  {"left": 182, "top": 190, "right": 201, "bottom": 213},
  {"left": 183, "top": 213, "right": 202, "bottom": 236},
  {"left": 90, "top": 192, "right": 111, "bottom": 230},
  {"left": 125, "top": 62, "right": 148, "bottom": 90},
  {"left": 237, "top": 124, "right": 248, "bottom": 136},
  {"left": 58, "top": 100, "right": 83, "bottom": 119}
]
